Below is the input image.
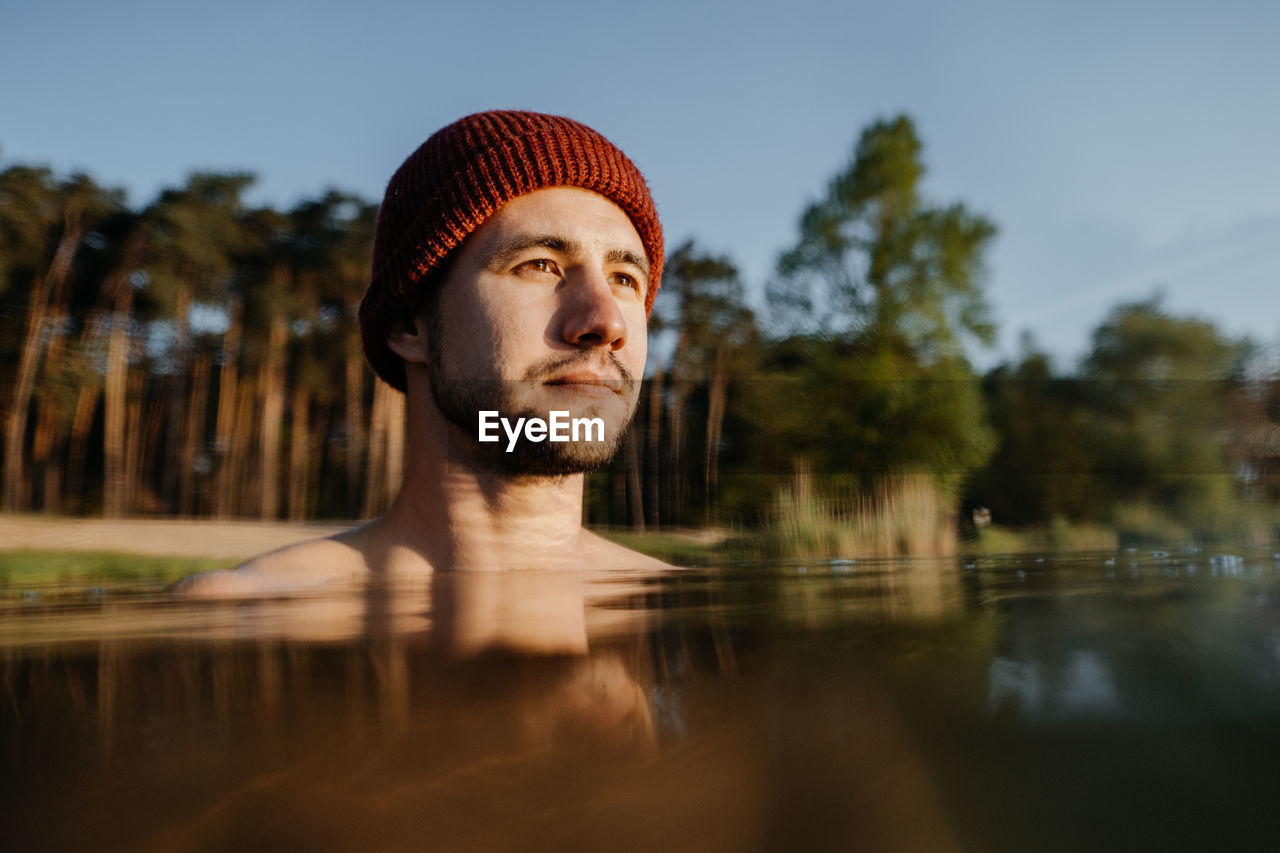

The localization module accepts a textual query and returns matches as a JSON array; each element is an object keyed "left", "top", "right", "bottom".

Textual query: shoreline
[{"left": 0, "top": 515, "right": 350, "bottom": 561}]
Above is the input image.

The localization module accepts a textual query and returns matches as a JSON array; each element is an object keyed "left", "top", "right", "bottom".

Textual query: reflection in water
[
  {"left": 988, "top": 650, "right": 1124, "bottom": 720},
  {"left": 5, "top": 553, "right": 1280, "bottom": 851},
  {"left": 3, "top": 571, "right": 668, "bottom": 851}
]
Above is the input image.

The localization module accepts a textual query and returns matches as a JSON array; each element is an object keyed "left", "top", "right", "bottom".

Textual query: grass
[
  {"left": 0, "top": 550, "right": 228, "bottom": 594},
  {"left": 963, "top": 501, "right": 1280, "bottom": 555},
  {"left": 963, "top": 520, "right": 1119, "bottom": 555},
  {"left": 744, "top": 471, "right": 957, "bottom": 560},
  {"left": 594, "top": 528, "right": 732, "bottom": 565},
  {"left": 1111, "top": 500, "right": 1280, "bottom": 548}
]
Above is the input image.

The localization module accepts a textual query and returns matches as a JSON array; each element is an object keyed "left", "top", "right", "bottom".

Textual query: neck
[{"left": 366, "top": 387, "right": 592, "bottom": 575}]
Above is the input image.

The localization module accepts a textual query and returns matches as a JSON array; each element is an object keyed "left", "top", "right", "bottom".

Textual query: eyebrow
[
  {"left": 484, "top": 234, "right": 651, "bottom": 280},
  {"left": 605, "top": 248, "right": 651, "bottom": 279}
]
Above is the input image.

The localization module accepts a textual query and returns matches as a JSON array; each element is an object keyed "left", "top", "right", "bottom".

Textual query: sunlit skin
[{"left": 179, "top": 188, "right": 669, "bottom": 598}]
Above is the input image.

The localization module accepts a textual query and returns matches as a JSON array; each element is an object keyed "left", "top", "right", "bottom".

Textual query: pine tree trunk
[
  {"left": 213, "top": 300, "right": 242, "bottom": 519},
  {"left": 179, "top": 356, "right": 210, "bottom": 515},
  {"left": 122, "top": 372, "right": 145, "bottom": 516},
  {"left": 65, "top": 383, "right": 100, "bottom": 512},
  {"left": 306, "top": 405, "right": 330, "bottom": 519},
  {"left": 162, "top": 280, "right": 193, "bottom": 513},
  {"left": 63, "top": 283, "right": 114, "bottom": 513},
  {"left": 345, "top": 356, "right": 365, "bottom": 517},
  {"left": 140, "top": 378, "right": 171, "bottom": 512},
  {"left": 287, "top": 384, "right": 310, "bottom": 521},
  {"left": 103, "top": 259, "right": 137, "bottom": 518},
  {"left": 31, "top": 386, "right": 64, "bottom": 513},
  {"left": 2, "top": 270, "right": 50, "bottom": 511},
  {"left": 42, "top": 463, "right": 62, "bottom": 515},
  {"left": 703, "top": 345, "right": 729, "bottom": 525},
  {"left": 646, "top": 368, "right": 664, "bottom": 529},
  {"left": 626, "top": 426, "right": 644, "bottom": 530},
  {"left": 611, "top": 450, "right": 626, "bottom": 526},
  {"left": 258, "top": 311, "right": 288, "bottom": 521},
  {"left": 30, "top": 263, "right": 78, "bottom": 513},
  {"left": 3, "top": 200, "right": 84, "bottom": 510},
  {"left": 667, "top": 388, "right": 688, "bottom": 525},
  {"left": 363, "top": 381, "right": 389, "bottom": 518},
  {"left": 231, "top": 379, "right": 256, "bottom": 517}
]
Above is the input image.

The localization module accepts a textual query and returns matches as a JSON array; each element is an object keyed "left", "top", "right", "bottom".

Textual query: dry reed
[{"left": 755, "top": 468, "right": 956, "bottom": 559}]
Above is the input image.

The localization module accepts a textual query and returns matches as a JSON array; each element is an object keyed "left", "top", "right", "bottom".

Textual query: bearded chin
[{"left": 428, "top": 376, "right": 634, "bottom": 477}]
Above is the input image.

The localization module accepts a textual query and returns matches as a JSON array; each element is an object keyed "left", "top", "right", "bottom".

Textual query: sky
[{"left": 3, "top": 0, "right": 1278, "bottom": 369}]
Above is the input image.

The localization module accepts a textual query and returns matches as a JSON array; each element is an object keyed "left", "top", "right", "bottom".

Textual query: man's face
[{"left": 419, "top": 187, "right": 650, "bottom": 476}]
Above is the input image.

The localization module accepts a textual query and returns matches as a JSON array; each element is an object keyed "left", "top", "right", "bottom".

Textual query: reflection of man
[{"left": 182, "top": 111, "right": 668, "bottom": 596}]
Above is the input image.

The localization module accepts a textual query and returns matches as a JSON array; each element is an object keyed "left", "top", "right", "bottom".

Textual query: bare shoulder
[
  {"left": 175, "top": 531, "right": 371, "bottom": 599},
  {"left": 581, "top": 530, "right": 678, "bottom": 572}
]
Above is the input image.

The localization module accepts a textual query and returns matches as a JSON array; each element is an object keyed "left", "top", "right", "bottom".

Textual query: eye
[
  {"left": 612, "top": 272, "right": 643, "bottom": 294},
  {"left": 516, "top": 258, "right": 560, "bottom": 276}
]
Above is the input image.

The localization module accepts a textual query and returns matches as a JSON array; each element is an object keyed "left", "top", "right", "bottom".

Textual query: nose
[{"left": 558, "top": 269, "right": 629, "bottom": 351}]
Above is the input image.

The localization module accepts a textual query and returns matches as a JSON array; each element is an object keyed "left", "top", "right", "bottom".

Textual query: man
[{"left": 181, "top": 110, "right": 669, "bottom": 597}]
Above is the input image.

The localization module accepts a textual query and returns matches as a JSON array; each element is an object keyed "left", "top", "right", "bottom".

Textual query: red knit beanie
[{"left": 359, "top": 110, "right": 664, "bottom": 391}]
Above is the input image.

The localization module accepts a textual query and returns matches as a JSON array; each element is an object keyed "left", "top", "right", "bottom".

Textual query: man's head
[{"left": 359, "top": 110, "right": 663, "bottom": 475}]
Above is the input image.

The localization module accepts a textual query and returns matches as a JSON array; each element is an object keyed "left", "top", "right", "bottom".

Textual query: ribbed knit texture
[{"left": 359, "top": 110, "right": 664, "bottom": 391}]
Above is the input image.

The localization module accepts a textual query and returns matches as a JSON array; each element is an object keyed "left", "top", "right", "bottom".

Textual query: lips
[{"left": 544, "top": 371, "right": 626, "bottom": 396}]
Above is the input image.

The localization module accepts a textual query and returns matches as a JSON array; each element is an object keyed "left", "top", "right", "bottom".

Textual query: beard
[{"left": 426, "top": 319, "right": 638, "bottom": 477}]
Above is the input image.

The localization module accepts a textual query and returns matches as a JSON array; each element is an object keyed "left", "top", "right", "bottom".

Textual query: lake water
[{"left": 4, "top": 549, "right": 1280, "bottom": 851}]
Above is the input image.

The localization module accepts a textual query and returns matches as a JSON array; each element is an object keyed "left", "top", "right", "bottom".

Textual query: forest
[{"left": 3, "top": 115, "right": 1278, "bottom": 554}]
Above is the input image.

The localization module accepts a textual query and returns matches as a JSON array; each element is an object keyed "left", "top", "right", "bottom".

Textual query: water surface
[{"left": 4, "top": 549, "right": 1280, "bottom": 851}]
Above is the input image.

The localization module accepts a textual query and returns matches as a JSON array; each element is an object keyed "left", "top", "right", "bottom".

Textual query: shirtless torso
[{"left": 177, "top": 524, "right": 669, "bottom": 598}]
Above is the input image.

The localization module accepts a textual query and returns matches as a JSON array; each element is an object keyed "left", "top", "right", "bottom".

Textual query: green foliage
[
  {"left": 1081, "top": 297, "right": 1246, "bottom": 515},
  {"left": 0, "top": 549, "right": 225, "bottom": 594},
  {"left": 0, "top": 164, "right": 128, "bottom": 401},
  {"left": 143, "top": 172, "right": 255, "bottom": 306},
  {"left": 769, "top": 115, "right": 996, "bottom": 356},
  {"left": 659, "top": 240, "right": 758, "bottom": 380},
  {"left": 1084, "top": 294, "right": 1245, "bottom": 381},
  {"left": 1110, "top": 496, "right": 1279, "bottom": 547},
  {"left": 965, "top": 342, "right": 1100, "bottom": 525},
  {"left": 0, "top": 165, "right": 60, "bottom": 293},
  {"left": 967, "top": 297, "right": 1261, "bottom": 539},
  {"left": 751, "top": 114, "right": 997, "bottom": 515},
  {"left": 964, "top": 520, "right": 1119, "bottom": 555},
  {"left": 284, "top": 190, "right": 379, "bottom": 399},
  {"left": 729, "top": 336, "right": 994, "bottom": 508},
  {"left": 0, "top": 166, "right": 127, "bottom": 290}
]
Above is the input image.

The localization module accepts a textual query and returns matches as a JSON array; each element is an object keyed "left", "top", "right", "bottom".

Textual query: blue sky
[{"left": 3, "top": 0, "right": 1277, "bottom": 368}]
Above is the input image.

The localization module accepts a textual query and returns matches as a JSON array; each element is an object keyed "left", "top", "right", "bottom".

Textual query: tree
[
  {"left": 657, "top": 241, "right": 758, "bottom": 524},
  {"left": 762, "top": 116, "right": 997, "bottom": 495},
  {"left": 283, "top": 190, "right": 377, "bottom": 519},
  {"left": 98, "top": 216, "right": 147, "bottom": 517},
  {"left": 233, "top": 202, "right": 291, "bottom": 519},
  {"left": 968, "top": 300, "right": 1252, "bottom": 532},
  {"left": 966, "top": 337, "right": 1098, "bottom": 526},
  {"left": 0, "top": 154, "right": 395, "bottom": 522},
  {"left": 1080, "top": 295, "right": 1248, "bottom": 521},
  {"left": 769, "top": 115, "right": 995, "bottom": 356},
  {"left": 1, "top": 166, "right": 123, "bottom": 510},
  {"left": 141, "top": 172, "right": 255, "bottom": 515}
]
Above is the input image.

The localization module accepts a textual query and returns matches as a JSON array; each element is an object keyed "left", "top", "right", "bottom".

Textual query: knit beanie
[{"left": 359, "top": 110, "right": 664, "bottom": 391}]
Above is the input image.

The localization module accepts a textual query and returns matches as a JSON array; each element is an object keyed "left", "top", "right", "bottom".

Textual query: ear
[{"left": 386, "top": 314, "right": 431, "bottom": 365}]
